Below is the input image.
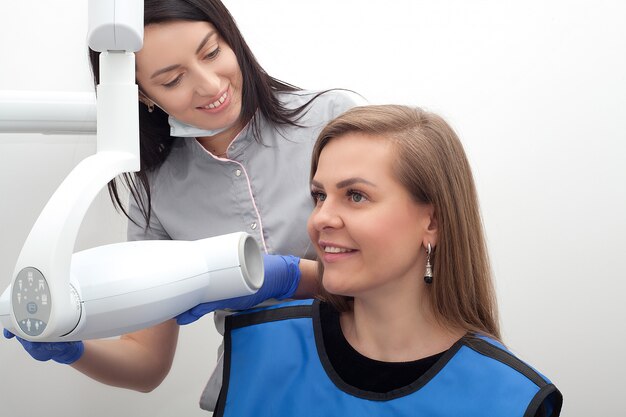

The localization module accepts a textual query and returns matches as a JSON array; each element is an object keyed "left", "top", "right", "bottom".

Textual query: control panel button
[{"left": 12, "top": 268, "right": 50, "bottom": 337}]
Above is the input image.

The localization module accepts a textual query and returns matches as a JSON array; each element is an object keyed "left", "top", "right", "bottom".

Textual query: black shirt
[{"left": 319, "top": 301, "right": 446, "bottom": 393}]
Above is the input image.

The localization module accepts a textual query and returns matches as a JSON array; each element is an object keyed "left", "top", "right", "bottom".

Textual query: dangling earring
[
  {"left": 424, "top": 243, "right": 433, "bottom": 284},
  {"left": 139, "top": 92, "right": 155, "bottom": 113}
]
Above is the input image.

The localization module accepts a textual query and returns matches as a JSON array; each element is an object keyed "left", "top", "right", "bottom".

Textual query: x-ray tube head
[{"left": 0, "top": 232, "right": 264, "bottom": 342}]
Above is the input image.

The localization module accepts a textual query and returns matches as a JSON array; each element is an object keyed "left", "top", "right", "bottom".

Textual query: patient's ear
[{"left": 422, "top": 204, "right": 438, "bottom": 247}]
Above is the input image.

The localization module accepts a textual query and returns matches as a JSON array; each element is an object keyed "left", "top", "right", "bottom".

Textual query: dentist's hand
[
  {"left": 176, "top": 254, "right": 301, "bottom": 325},
  {"left": 3, "top": 329, "right": 84, "bottom": 365}
]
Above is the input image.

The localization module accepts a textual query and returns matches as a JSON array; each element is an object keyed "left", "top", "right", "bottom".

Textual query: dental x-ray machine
[{"left": 0, "top": 0, "right": 263, "bottom": 342}]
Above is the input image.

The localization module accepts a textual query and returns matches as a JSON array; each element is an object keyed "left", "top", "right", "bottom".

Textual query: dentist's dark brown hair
[{"left": 89, "top": 0, "right": 328, "bottom": 227}]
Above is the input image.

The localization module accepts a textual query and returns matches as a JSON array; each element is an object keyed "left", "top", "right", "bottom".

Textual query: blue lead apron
[{"left": 215, "top": 299, "right": 562, "bottom": 417}]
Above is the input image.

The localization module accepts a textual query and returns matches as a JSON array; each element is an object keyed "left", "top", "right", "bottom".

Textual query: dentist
[{"left": 5, "top": 0, "right": 359, "bottom": 412}]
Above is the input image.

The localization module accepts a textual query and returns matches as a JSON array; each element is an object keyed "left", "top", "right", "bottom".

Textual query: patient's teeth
[{"left": 325, "top": 246, "right": 350, "bottom": 253}]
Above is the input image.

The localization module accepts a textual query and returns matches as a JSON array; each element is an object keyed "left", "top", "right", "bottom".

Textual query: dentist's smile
[{"left": 196, "top": 88, "right": 232, "bottom": 114}]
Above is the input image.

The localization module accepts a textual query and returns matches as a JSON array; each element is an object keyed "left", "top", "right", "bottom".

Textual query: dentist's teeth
[
  {"left": 324, "top": 246, "right": 351, "bottom": 253},
  {"left": 203, "top": 91, "right": 228, "bottom": 109}
]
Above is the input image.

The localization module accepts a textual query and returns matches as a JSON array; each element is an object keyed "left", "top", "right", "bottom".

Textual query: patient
[{"left": 213, "top": 105, "right": 563, "bottom": 417}]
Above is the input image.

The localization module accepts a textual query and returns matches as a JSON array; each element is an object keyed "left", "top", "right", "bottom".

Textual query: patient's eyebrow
[{"left": 336, "top": 177, "right": 376, "bottom": 189}]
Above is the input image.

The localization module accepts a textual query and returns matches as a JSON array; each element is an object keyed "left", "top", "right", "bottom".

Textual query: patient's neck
[{"left": 339, "top": 287, "right": 463, "bottom": 363}]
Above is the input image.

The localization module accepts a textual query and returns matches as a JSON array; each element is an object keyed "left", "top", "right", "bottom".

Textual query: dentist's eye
[
  {"left": 163, "top": 75, "right": 183, "bottom": 88},
  {"left": 204, "top": 47, "right": 221, "bottom": 60}
]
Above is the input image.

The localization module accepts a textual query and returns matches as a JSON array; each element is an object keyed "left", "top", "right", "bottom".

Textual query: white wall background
[{"left": 1, "top": 1, "right": 624, "bottom": 415}]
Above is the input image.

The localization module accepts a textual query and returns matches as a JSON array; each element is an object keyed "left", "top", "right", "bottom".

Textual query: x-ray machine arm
[{"left": 0, "top": 0, "right": 263, "bottom": 342}]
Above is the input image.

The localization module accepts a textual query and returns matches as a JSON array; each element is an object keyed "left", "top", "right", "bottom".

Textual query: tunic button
[
  {"left": 250, "top": 222, "right": 257, "bottom": 230},
  {"left": 235, "top": 169, "right": 241, "bottom": 177}
]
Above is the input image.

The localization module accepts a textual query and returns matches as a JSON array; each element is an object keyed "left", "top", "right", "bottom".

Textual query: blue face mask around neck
[
  {"left": 168, "top": 115, "right": 231, "bottom": 138},
  {"left": 142, "top": 90, "right": 232, "bottom": 138}
]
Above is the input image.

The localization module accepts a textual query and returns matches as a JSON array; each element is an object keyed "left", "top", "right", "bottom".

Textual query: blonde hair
[{"left": 311, "top": 105, "right": 500, "bottom": 340}]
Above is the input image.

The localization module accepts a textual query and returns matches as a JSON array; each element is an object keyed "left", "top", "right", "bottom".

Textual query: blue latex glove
[
  {"left": 176, "top": 254, "right": 301, "bottom": 325},
  {"left": 3, "top": 329, "right": 84, "bottom": 365}
]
